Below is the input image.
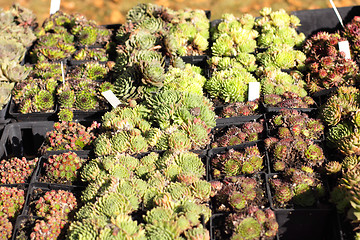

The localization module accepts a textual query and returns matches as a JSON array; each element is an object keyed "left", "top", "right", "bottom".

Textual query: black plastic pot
[
  {"left": 215, "top": 114, "right": 264, "bottom": 127},
  {"left": 0, "top": 99, "right": 11, "bottom": 124},
  {"left": 8, "top": 99, "right": 58, "bottom": 122}
]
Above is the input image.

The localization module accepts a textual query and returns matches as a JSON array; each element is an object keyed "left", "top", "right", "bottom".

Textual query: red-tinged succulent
[
  {"left": 0, "top": 157, "right": 38, "bottom": 184},
  {"left": 30, "top": 217, "right": 67, "bottom": 240},
  {"left": 0, "top": 215, "right": 12, "bottom": 240},
  {"left": 42, "top": 121, "right": 100, "bottom": 152},
  {"left": 212, "top": 146, "right": 263, "bottom": 178},
  {"left": 343, "top": 16, "right": 360, "bottom": 55},
  {"left": 43, "top": 152, "right": 86, "bottom": 184},
  {"left": 212, "top": 175, "right": 266, "bottom": 212},
  {"left": 0, "top": 187, "right": 25, "bottom": 218},
  {"left": 34, "top": 189, "right": 77, "bottom": 220},
  {"left": 219, "top": 100, "right": 259, "bottom": 118},
  {"left": 212, "top": 121, "right": 264, "bottom": 148},
  {"left": 264, "top": 92, "right": 315, "bottom": 108}
]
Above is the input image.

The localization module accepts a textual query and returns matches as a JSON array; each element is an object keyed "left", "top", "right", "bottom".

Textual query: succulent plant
[
  {"left": 263, "top": 92, "right": 315, "bottom": 108},
  {"left": 268, "top": 109, "right": 324, "bottom": 140},
  {"left": 225, "top": 207, "right": 278, "bottom": 239},
  {"left": 303, "top": 31, "right": 360, "bottom": 93},
  {"left": 257, "top": 44, "right": 306, "bottom": 70},
  {"left": 211, "top": 13, "right": 258, "bottom": 56},
  {"left": 0, "top": 187, "right": 25, "bottom": 219},
  {"left": 67, "top": 61, "right": 109, "bottom": 81},
  {"left": 43, "top": 152, "right": 85, "bottom": 184},
  {"left": 212, "top": 145, "right": 263, "bottom": 178},
  {"left": 12, "top": 77, "right": 57, "bottom": 113},
  {"left": 270, "top": 167, "right": 325, "bottom": 207},
  {"left": 208, "top": 55, "right": 258, "bottom": 73},
  {"left": 0, "top": 157, "right": 38, "bottom": 184},
  {"left": 343, "top": 16, "right": 360, "bottom": 55},
  {"left": 0, "top": 215, "right": 12, "bottom": 240},
  {"left": 42, "top": 121, "right": 100, "bottom": 152},
  {"left": 255, "top": 8, "right": 305, "bottom": 48},
  {"left": 205, "top": 67, "right": 258, "bottom": 103},
  {"left": 211, "top": 121, "right": 264, "bottom": 148},
  {"left": 219, "top": 100, "right": 259, "bottom": 118},
  {"left": 33, "top": 189, "right": 77, "bottom": 220},
  {"left": 211, "top": 175, "right": 267, "bottom": 212},
  {"left": 30, "top": 62, "right": 65, "bottom": 80},
  {"left": 73, "top": 47, "right": 108, "bottom": 61},
  {"left": 259, "top": 68, "right": 308, "bottom": 98}
]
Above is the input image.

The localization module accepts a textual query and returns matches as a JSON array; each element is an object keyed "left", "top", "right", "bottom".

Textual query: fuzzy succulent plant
[
  {"left": 0, "top": 187, "right": 25, "bottom": 219},
  {"left": 205, "top": 66, "right": 258, "bottom": 103},
  {"left": 42, "top": 152, "right": 85, "bottom": 184},
  {"left": 224, "top": 207, "right": 278, "bottom": 239},
  {"left": 42, "top": 121, "right": 100, "bottom": 152},
  {"left": 211, "top": 175, "right": 267, "bottom": 212},
  {"left": 12, "top": 77, "right": 57, "bottom": 113},
  {"left": 211, "top": 121, "right": 264, "bottom": 148},
  {"left": 268, "top": 109, "right": 324, "bottom": 140},
  {"left": 219, "top": 100, "right": 259, "bottom": 118},
  {"left": 0, "top": 157, "right": 38, "bottom": 184},
  {"left": 212, "top": 145, "right": 263, "bottom": 178},
  {"left": 270, "top": 167, "right": 325, "bottom": 207},
  {"left": 211, "top": 13, "right": 258, "bottom": 56},
  {"left": 303, "top": 31, "right": 360, "bottom": 93}
]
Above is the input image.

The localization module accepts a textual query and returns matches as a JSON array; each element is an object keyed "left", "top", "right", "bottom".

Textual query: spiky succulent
[
  {"left": 0, "top": 187, "right": 25, "bottom": 218},
  {"left": 212, "top": 145, "right": 263, "bottom": 178},
  {"left": 0, "top": 157, "right": 38, "bottom": 184},
  {"left": 211, "top": 121, "right": 264, "bottom": 148},
  {"left": 219, "top": 100, "right": 259, "bottom": 118},
  {"left": 42, "top": 152, "right": 85, "bottom": 184},
  {"left": 42, "top": 121, "right": 99, "bottom": 152},
  {"left": 205, "top": 67, "right": 258, "bottom": 103}
]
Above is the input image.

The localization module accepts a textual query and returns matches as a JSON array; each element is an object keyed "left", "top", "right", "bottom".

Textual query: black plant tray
[
  {"left": 11, "top": 215, "right": 40, "bottom": 240},
  {"left": 2, "top": 121, "right": 55, "bottom": 158},
  {"left": 291, "top": 6, "right": 360, "bottom": 37},
  {"left": 262, "top": 104, "right": 318, "bottom": 114},
  {"left": 0, "top": 99, "right": 10, "bottom": 124},
  {"left": 215, "top": 114, "right": 264, "bottom": 127},
  {"left": 71, "top": 108, "right": 110, "bottom": 121},
  {"left": 207, "top": 141, "right": 267, "bottom": 181},
  {"left": 210, "top": 119, "right": 265, "bottom": 149},
  {"left": 31, "top": 154, "right": 88, "bottom": 186},
  {"left": 8, "top": 99, "right": 58, "bottom": 122},
  {"left": 22, "top": 182, "right": 85, "bottom": 216},
  {"left": 310, "top": 87, "right": 339, "bottom": 106}
]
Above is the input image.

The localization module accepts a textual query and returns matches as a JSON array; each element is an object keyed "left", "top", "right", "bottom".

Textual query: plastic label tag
[
  {"left": 102, "top": 90, "right": 122, "bottom": 108},
  {"left": 329, "top": 0, "right": 344, "bottom": 28},
  {"left": 50, "top": 0, "right": 61, "bottom": 15},
  {"left": 61, "top": 61, "right": 65, "bottom": 84},
  {"left": 338, "top": 41, "right": 351, "bottom": 60},
  {"left": 248, "top": 82, "right": 260, "bottom": 101}
]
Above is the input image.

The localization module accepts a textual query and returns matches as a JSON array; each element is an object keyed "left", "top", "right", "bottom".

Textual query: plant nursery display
[{"left": 4, "top": 2, "right": 360, "bottom": 240}]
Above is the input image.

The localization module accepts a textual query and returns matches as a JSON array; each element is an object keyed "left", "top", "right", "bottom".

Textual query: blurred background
[{"left": 1, "top": 0, "right": 360, "bottom": 25}]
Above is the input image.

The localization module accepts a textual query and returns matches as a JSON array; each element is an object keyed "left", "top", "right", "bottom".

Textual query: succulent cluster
[
  {"left": 303, "top": 31, "right": 360, "bottom": 93},
  {"left": 268, "top": 109, "right": 324, "bottom": 140},
  {"left": 211, "top": 121, "right": 264, "bottom": 148},
  {"left": 205, "top": 66, "right": 258, "bottom": 103},
  {"left": 263, "top": 92, "right": 315, "bottom": 108},
  {"left": 259, "top": 68, "right": 307, "bottom": 97},
  {"left": 66, "top": 61, "right": 110, "bottom": 81},
  {"left": 68, "top": 150, "right": 211, "bottom": 239},
  {"left": 0, "top": 4, "right": 36, "bottom": 109},
  {"left": 270, "top": 167, "right": 325, "bottom": 207},
  {"left": 265, "top": 136, "right": 325, "bottom": 172},
  {"left": 320, "top": 86, "right": 360, "bottom": 155},
  {"left": 12, "top": 77, "right": 57, "bottom": 113},
  {"left": 210, "top": 175, "right": 267, "bottom": 212},
  {"left": 57, "top": 77, "right": 113, "bottom": 121},
  {"left": 211, "top": 13, "right": 258, "bottom": 56},
  {"left": 343, "top": 16, "right": 360, "bottom": 56},
  {"left": 0, "top": 157, "right": 38, "bottom": 184},
  {"left": 219, "top": 100, "right": 259, "bottom": 118},
  {"left": 72, "top": 47, "right": 108, "bottom": 61},
  {"left": 211, "top": 145, "right": 264, "bottom": 178},
  {"left": 225, "top": 207, "right": 278, "bottom": 239},
  {"left": 42, "top": 121, "right": 100, "bottom": 152},
  {"left": 42, "top": 152, "right": 86, "bottom": 184},
  {"left": 30, "top": 189, "right": 77, "bottom": 239},
  {"left": 29, "top": 62, "right": 66, "bottom": 81},
  {"left": 30, "top": 11, "right": 110, "bottom": 62},
  {"left": 0, "top": 187, "right": 25, "bottom": 238}
]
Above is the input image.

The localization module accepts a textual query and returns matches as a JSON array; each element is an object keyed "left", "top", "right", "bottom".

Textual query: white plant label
[
  {"left": 50, "top": 0, "right": 61, "bottom": 15},
  {"left": 248, "top": 82, "right": 260, "bottom": 101},
  {"left": 329, "top": 0, "right": 344, "bottom": 28},
  {"left": 102, "top": 90, "right": 122, "bottom": 108},
  {"left": 61, "top": 61, "right": 65, "bottom": 84},
  {"left": 338, "top": 41, "right": 351, "bottom": 60}
]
